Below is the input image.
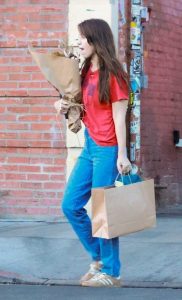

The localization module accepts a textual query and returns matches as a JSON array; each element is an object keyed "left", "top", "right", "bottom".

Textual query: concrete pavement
[
  {"left": 0, "top": 216, "right": 182, "bottom": 288},
  {"left": 1, "top": 286, "right": 182, "bottom": 300}
]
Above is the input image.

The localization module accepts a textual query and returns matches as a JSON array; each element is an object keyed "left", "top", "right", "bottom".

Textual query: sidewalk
[{"left": 0, "top": 216, "right": 182, "bottom": 288}]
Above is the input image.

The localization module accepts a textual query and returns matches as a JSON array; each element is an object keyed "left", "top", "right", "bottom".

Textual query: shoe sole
[{"left": 81, "top": 281, "right": 122, "bottom": 288}]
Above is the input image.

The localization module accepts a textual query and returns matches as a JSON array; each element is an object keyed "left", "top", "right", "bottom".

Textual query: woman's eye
[{"left": 75, "top": 38, "right": 81, "bottom": 46}]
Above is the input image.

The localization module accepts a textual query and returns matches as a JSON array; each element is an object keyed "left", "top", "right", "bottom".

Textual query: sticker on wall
[
  {"left": 130, "top": 27, "right": 141, "bottom": 45},
  {"left": 131, "top": 5, "right": 141, "bottom": 16},
  {"left": 130, "top": 121, "right": 140, "bottom": 134},
  {"left": 131, "top": 44, "right": 141, "bottom": 50},
  {"left": 140, "top": 6, "right": 150, "bottom": 22},
  {"left": 130, "top": 51, "right": 141, "bottom": 74},
  {"left": 132, "top": 0, "right": 141, "bottom": 4},
  {"left": 133, "top": 93, "right": 140, "bottom": 105},
  {"left": 130, "top": 76, "right": 141, "bottom": 93},
  {"left": 131, "top": 15, "right": 141, "bottom": 28},
  {"left": 130, "top": 142, "right": 136, "bottom": 162},
  {"left": 132, "top": 105, "right": 140, "bottom": 118},
  {"left": 130, "top": 20, "right": 137, "bottom": 28},
  {"left": 130, "top": 92, "right": 135, "bottom": 106},
  {"left": 136, "top": 134, "right": 140, "bottom": 150}
]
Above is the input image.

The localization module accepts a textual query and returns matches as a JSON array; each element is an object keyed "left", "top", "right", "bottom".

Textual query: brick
[
  {"left": 10, "top": 190, "right": 33, "bottom": 198},
  {"left": 27, "top": 90, "right": 58, "bottom": 97},
  {"left": 18, "top": 82, "right": 41, "bottom": 89},
  {"left": 5, "top": 174, "right": 27, "bottom": 180},
  {"left": 43, "top": 166, "right": 64, "bottom": 173},
  {"left": 5, "top": 90, "right": 29, "bottom": 96},
  {"left": 50, "top": 174, "right": 65, "bottom": 181},
  {"left": 21, "top": 182, "right": 42, "bottom": 189},
  {"left": 22, "top": 66, "right": 39, "bottom": 72},
  {"left": 9, "top": 74, "right": 31, "bottom": 81},
  {"left": 43, "top": 199, "right": 60, "bottom": 206},
  {"left": 18, "top": 165, "right": 41, "bottom": 173},
  {"left": 18, "top": 115, "right": 40, "bottom": 122},
  {"left": 31, "top": 124, "right": 52, "bottom": 131},
  {"left": 0, "top": 74, "right": 8, "bottom": 80},
  {"left": 33, "top": 191, "right": 57, "bottom": 198},
  {"left": 7, "top": 157, "right": 30, "bottom": 164},
  {"left": 43, "top": 182, "right": 63, "bottom": 189},
  {"left": 29, "top": 141, "right": 52, "bottom": 147},
  {"left": 30, "top": 157, "right": 53, "bottom": 164},
  {"left": 40, "top": 115, "right": 57, "bottom": 121},
  {"left": 31, "top": 73, "right": 45, "bottom": 80},
  {"left": 30, "top": 107, "right": 55, "bottom": 114},
  {"left": 0, "top": 181, "right": 21, "bottom": 188},
  {"left": 0, "top": 66, "right": 21, "bottom": 73},
  {"left": 0, "top": 57, "right": 10, "bottom": 64},
  {"left": 0, "top": 124, "right": 6, "bottom": 130},
  {"left": 6, "top": 140, "right": 29, "bottom": 148},
  {"left": 6, "top": 124, "right": 29, "bottom": 130},
  {"left": 0, "top": 174, "right": 5, "bottom": 179},
  {"left": 0, "top": 107, "right": 5, "bottom": 113},
  {"left": 7, "top": 107, "right": 29, "bottom": 113},
  {"left": 27, "top": 174, "right": 49, "bottom": 181},
  {"left": 0, "top": 82, "right": 17, "bottom": 89},
  {"left": 0, "top": 133, "right": 17, "bottom": 139}
]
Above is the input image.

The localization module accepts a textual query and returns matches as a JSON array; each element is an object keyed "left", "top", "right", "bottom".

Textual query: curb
[{"left": 0, "top": 277, "right": 182, "bottom": 289}]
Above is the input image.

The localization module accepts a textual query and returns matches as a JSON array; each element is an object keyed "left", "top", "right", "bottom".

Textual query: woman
[{"left": 60, "top": 18, "right": 131, "bottom": 287}]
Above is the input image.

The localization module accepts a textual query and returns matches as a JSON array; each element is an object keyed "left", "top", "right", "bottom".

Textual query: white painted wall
[{"left": 68, "top": 0, "right": 112, "bottom": 47}]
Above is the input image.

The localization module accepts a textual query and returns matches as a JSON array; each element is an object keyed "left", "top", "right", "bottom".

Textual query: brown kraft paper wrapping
[{"left": 29, "top": 47, "right": 83, "bottom": 133}]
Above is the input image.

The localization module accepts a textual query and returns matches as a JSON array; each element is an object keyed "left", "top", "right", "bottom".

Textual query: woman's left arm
[{"left": 112, "top": 100, "right": 132, "bottom": 174}]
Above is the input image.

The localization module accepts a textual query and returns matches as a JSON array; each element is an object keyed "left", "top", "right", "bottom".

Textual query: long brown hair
[{"left": 78, "top": 18, "right": 128, "bottom": 104}]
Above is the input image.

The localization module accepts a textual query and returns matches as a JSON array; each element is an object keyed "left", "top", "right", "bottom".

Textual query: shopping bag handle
[{"left": 115, "top": 173, "right": 132, "bottom": 184}]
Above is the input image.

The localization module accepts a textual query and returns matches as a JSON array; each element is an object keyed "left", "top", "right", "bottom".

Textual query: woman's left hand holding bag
[{"left": 117, "top": 155, "right": 132, "bottom": 174}]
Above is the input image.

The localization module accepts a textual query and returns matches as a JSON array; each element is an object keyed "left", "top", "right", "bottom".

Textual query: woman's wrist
[{"left": 118, "top": 148, "right": 127, "bottom": 159}]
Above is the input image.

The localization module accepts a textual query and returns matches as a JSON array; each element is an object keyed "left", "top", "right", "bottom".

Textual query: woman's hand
[
  {"left": 117, "top": 155, "right": 132, "bottom": 174},
  {"left": 54, "top": 98, "right": 69, "bottom": 115}
]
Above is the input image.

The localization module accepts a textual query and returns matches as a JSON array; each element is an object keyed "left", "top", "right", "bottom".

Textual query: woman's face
[{"left": 78, "top": 34, "right": 95, "bottom": 59}]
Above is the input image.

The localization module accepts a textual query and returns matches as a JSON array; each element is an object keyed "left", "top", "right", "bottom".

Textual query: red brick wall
[
  {"left": 141, "top": 0, "right": 182, "bottom": 212},
  {"left": 0, "top": 1, "right": 68, "bottom": 219},
  {"left": 1, "top": 0, "right": 181, "bottom": 218}
]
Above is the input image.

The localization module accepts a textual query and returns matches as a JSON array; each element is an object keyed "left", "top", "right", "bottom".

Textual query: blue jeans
[{"left": 62, "top": 129, "right": 120, "bottom": 277}]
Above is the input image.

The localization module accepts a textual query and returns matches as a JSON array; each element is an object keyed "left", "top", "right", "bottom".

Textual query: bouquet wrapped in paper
[{"left": 29, "top": 46, "right": 83, "bottom": 133}]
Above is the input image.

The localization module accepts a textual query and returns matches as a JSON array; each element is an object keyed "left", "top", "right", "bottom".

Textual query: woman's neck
[{"left": 91, "top": 53, "right": 99, "bottom": 72}]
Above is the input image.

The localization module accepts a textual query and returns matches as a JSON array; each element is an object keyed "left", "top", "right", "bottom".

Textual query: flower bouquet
[{"left": 29, "top": 46, "right": 83, "bottom": 133}]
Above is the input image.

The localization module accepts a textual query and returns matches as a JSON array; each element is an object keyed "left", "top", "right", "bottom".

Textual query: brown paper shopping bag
[{"left": 91, "top": 179, "right": 156, "bottom": 239}]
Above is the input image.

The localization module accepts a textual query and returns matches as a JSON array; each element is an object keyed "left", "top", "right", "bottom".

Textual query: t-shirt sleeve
[{"left": 109, "top": 74, "right": 129, "bottom": 103}]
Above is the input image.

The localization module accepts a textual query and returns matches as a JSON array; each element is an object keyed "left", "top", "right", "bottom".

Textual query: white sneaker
[
  {"left": 80, "top": 261, "right": 102, "bottom": 283},
  {"left": 81, "top": 272, "right": 121, "bottom": 287}
]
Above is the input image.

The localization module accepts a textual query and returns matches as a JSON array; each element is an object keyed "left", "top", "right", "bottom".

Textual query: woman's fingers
[
  {"left": 117, "top": 156, "right": 132, "bottom": 174},
  {"left": 122, "top": 164, "right": 132, "bottom": 174},
  {"left": 54, "top": 99, "right": 69, "bottom": 114}
]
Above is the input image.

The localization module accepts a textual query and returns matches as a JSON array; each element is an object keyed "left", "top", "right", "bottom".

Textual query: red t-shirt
[{"left": 82, "top": 67, "right": 129, "bottom": 146}]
